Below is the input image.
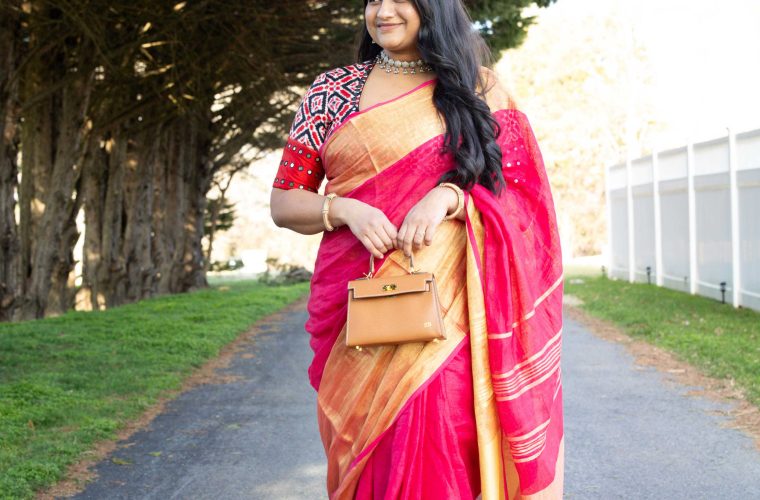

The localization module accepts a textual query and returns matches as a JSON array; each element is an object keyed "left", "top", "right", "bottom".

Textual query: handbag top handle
[{"left": 368, "top": 250, "right": 416, "bottom": 277}]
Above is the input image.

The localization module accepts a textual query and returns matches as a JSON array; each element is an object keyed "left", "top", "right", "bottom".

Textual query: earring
[{"left": 371, "top": 39, "right": 377, "bottom": 45}]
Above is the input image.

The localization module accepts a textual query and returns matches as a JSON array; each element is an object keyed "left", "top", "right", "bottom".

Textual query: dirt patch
[
  {"left": 564, "top": 303, "right": 760, "bottom": 452},
  {"left": 37, "top": 294, "right": 310, "bottom": 499}
]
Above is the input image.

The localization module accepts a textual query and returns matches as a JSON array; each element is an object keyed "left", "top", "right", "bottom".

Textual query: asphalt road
[{"left": 69, "top": 298, "right": 760, "bottom": 499}]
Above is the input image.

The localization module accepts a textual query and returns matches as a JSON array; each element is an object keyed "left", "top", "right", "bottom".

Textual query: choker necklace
[{"left": 375, "top": 50, "right": 432, "bottom": 75}]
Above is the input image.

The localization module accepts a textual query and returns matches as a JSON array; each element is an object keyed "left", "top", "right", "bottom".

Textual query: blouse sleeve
[{"left": 272, "top": 72, "right": 330, "bottom": 193}]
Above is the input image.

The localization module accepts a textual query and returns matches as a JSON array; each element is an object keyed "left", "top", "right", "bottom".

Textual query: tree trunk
[
  {"left": 153, "top": 120, "right": 182, "bottom": 294},
  {"left": 15, "top": 26, "right": 57, "bottom": 319},
  {"left": 204, "top": 194, "right": 221, "bottom": 274},
  {"left": 150, "top": 117, "right": 211, "bottom": 295},
  {"left": 98, "top": 128, "right": 127, "bottom": 306},
  {"left": 122, "top": 127, "right": 157, "bottom": 301},
  {"left": 81, "top": 130, "right": 108, "bottom": 310},
  {"left": 0, "top": 2, "right": 22, "bottom": 320},
  {"left": 181, "top": 117, "right": 212, "bottom": 291},
  {"left": 17, "top": 34, "right": 96, "bottom": 319}
]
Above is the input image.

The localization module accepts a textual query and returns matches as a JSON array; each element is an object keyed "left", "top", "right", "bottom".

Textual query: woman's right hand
[{"left": 330, "top": 197, "right": 398, "bottom": 259}]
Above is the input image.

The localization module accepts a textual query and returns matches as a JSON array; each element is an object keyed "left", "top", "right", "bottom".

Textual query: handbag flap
[{"left": 348, "top": 272, "right": 433, "bottom": 299}]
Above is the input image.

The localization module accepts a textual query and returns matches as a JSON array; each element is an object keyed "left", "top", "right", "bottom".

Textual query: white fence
[{"left": 606, "top": 127, "right": 760, "bottom": 312}]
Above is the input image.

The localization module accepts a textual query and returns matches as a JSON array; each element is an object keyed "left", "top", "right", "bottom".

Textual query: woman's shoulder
[
  {"left": 291, "top": 60, "right": 374, "bottom": 147},
  {"left": 309, "top": 60, "right": 373, "bottom": 90},
  {"left": 477, "top": 66, "right": 520, "bottom": 112}
]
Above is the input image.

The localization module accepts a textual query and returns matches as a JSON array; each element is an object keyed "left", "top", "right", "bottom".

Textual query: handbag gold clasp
[{"left": 382, "top": 284, "right": 397, "bottom": 291}]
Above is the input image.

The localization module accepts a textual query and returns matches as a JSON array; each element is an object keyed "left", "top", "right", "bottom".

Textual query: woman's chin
[{"left": 376, "top": 39, "right": 414, "bottom": 54}]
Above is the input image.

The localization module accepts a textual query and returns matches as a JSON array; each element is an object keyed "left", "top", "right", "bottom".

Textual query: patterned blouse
[{"left": 272, "top": 60, "right": 375, "bottom": 193}]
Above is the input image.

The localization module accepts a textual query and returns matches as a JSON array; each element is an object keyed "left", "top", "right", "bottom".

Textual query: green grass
[
  {"left": 0, "top": 280, "right": 309, "bottom": 499},
  {"left": 565, "top": 274, "right": 760, "bottom": 408}
]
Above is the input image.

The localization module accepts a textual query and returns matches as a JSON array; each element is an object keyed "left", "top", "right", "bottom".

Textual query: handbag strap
[{"left": 368, "top": 251, "right": 415, "bottom": 277}]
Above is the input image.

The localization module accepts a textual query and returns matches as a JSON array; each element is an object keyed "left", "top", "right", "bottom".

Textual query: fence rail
[{"left": 606, "top": 127, "right": 760, "bottom": 312}]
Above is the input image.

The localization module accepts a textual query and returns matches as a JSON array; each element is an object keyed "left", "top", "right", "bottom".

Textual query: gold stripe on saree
[{"left": 317, "top": 219, "right": 470, "bottom": 498}]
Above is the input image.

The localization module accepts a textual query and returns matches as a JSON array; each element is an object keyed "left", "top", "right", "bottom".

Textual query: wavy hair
[{"left": 357, "top": 0, "right": 505, "bottom": 195}]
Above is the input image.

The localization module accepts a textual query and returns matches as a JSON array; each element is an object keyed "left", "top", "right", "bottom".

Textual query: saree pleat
[
  {"left": 355, "top": 339, "right": 481, "bottom": 499},
  {"left": 464, "top": 194, "right": 507, "bottom": 499},
  {"left": 317, "top": 218, "right": 471, "bottom": 498},
  {"left": 305, "top": 69, "right": 564, "bottom": 499}
]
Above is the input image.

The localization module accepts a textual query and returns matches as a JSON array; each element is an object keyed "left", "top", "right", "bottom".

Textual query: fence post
[
  {"left": 653, "top": 148, "right": 663, "bottom": 287},
  {"left": 686, "top": 141, "right": 698, "bottom": 295},
  {"left": 728, "top": 128, "right": 742, "bottom": 308},
  {"left": 626, "top": 153, "right": 636, "bottom": 283},
  {"left": 605, "top": 164, "right": 613, "bottom": 279}
]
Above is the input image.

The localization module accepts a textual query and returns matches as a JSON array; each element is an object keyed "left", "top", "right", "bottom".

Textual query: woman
[{"left": 269, "top": 1, "right": 564, "bottom": 498}]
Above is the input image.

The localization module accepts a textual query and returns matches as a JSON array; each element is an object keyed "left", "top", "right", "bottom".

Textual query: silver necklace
[{"left": 374, "top": 50, "right": 432, "bottom": 75}]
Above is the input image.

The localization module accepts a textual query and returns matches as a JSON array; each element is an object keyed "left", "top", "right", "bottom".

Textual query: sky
[{"left": 544, "top": 0, "right": 760, "bottom": 147}]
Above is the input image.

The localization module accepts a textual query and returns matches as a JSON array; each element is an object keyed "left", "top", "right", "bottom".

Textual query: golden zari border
[{"left": 316, "top": 219, "right": 471, "bottom": 498}]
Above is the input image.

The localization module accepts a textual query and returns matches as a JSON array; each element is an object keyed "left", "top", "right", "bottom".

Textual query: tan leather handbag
[{"left": 346, "top": 251, "right": 446, "bottom": 350}]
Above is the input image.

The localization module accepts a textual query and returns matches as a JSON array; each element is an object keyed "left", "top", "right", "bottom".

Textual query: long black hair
[{"left": 358, "top": 0, "right": 505, "bottom": 196}]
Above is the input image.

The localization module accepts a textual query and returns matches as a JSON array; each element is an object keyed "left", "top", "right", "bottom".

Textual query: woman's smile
[{"left": 377, "top": 22, "right": 403, "bottom": 32}]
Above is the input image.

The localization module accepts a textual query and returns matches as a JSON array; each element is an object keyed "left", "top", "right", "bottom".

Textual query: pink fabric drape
[
  {"left": 304, "top": 136, "right": 455, "bottom": 392},
  {"left": 470, "top": 109, "right": 564, "bottom": 493},
  {"left": 305, "top": 95, "right": 563, "bottom": 497}
]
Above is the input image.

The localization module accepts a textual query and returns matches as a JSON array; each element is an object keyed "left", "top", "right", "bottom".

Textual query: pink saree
[{"left": 305, "top": 71, "right": 564, "bottom": 499}]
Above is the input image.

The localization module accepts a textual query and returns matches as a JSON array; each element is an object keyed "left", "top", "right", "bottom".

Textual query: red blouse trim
[{"left": 272, "top": 137, "right": 324, "bottom": 193}]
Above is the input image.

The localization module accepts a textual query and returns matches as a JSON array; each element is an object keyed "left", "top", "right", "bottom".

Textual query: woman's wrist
[
  {"left": 442, "top": 186, "right": 459, "bottom": 215},
  {"left": 327, "top": 196, "right": 350, "bottom": 228},
  {"left": 434, "top": 184, "right": 463, "bottom": 220}
]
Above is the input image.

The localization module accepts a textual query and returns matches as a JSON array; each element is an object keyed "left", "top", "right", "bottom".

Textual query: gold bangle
[
  {"left": 322, "top": 192, "right": 338, "bottom": 231},
  {"left": 438, "top": 182, "right": 464, "bottom": 221}
]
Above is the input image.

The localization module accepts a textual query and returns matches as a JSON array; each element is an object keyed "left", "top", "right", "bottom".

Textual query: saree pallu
[{"left": 306, "top": 75, "right": 564, "bottom": 499}]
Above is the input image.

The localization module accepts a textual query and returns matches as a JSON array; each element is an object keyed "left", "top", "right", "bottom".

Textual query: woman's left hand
[{"left": 395, "top": 186, "right": 455, "bottom": 257}]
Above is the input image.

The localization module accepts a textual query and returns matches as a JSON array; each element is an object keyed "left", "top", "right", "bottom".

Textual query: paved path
[{"left": 70, "top": 299, "right": 760, "bottom": 499}]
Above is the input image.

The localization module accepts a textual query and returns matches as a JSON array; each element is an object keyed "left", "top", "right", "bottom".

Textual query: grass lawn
[
  {"left": 565, "top": 274, "right": 760, "bottom": 409},
  {"left": 0, "top": 280, "right": 309, "bottom": 499}
]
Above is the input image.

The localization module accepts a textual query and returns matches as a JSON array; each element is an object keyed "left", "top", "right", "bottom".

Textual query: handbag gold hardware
[{"left": 346, "top": 250, "right": 447, "bottom": 350}]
